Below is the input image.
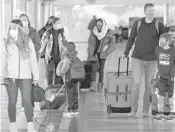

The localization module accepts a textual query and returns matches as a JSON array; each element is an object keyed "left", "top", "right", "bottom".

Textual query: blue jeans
[
  {"left": 5, "top": 79, "right": 34, "bottom": 123},
  {"left": 65, "top": 81, "right": 78, "bottom": 110},
  {"left": 131, "top": 58, "right": 156, "bottom": 113}
]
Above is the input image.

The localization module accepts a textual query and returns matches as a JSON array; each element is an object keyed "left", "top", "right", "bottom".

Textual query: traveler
[
  {"left": 1, "top": 19, "right": 39, "bottom": 132},
  {"left": 121, "top": 3, "right": 171, "bottom": 117}
]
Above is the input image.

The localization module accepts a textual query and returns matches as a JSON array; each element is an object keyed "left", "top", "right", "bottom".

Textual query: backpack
[
  {"left": 137, "top": 19, "right": 159, "bottom": 34},
  {"left": 68, "top": 57, "right": 85, "bottom": 81}
]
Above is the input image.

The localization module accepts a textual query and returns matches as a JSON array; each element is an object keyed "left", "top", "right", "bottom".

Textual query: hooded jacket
[{"left": 93, "top": 19, "right": 116, "bottom": 59}]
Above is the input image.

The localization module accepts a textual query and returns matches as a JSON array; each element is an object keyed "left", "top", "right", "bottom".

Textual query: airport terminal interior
[{"left": 1, "top": 0, "right": 175, "bottom": 132}]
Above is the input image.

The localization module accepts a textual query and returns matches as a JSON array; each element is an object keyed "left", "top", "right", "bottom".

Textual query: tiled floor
[{"left": 79, "top": 88, "right": 175, "bottom": 132}]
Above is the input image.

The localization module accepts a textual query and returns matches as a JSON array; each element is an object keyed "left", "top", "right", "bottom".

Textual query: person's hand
[
  {"left": 120, "top": 54, "right": 126, "bottom": 59},
  {"left": 33, "top": 80, "right": 39, "bottom": 85},
  {"left": 165, "top": 20, "right": 173, "bottom": 27}
]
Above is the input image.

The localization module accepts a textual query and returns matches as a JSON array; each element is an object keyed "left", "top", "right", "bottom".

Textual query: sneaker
[
  {"left": 153, "top": 115, "right": 162, "bottom": 120},
  {"left": 128, "top": 112, "right": 136, "bottom": 117},
  {"left": 165, "top": 115, "right": 174, "bottom": 120},
  {"left": 10, "top": 122, "right": 18, "bottom": 132},
  {"left": 142, "top": 112, "right": 150, "bottom": 117},
  {"left": 27, "top": 122, "right": 37, "bottom": 132},
  {"left": 89, "top": 81, "right": 96, "bottom": 92}
]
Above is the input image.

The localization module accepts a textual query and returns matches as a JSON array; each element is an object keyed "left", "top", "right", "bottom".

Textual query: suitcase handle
[{"left": 118, "top": 57, "right": 129, "bottom": 76}]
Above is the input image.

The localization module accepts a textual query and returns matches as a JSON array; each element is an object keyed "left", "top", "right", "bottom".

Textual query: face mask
[
  {"left": 22, "top": 21, "right": 29, "bottom": 27},
  {"left": 10, "top": 29, "right": 18, "bottom": 40},
  {"left": 54, "top": 24, "right": 62, "bottom": 30}
]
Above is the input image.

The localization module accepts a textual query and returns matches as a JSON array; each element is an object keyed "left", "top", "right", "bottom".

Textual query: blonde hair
[{"left": 5, "top": 20, "right": 31, "bottom": 59}]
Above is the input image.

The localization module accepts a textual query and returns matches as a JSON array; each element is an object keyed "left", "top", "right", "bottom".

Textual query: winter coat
[
  {"left": 93, "top": 19, "right": 116, "bottom": 59},
  {"left": 87, "top": 19, "right": 97, "bottom": 61},
  {"left": 28, "top": 26, "right": 41, "bottom": 61},
  {"left": 40, "top": 27, "right": 67, "bottom": 63},
  {"left": 98, "top": 31, "right": 116, "bottom": 59},
  {"left": 1, "top": 39, "right": 39, "bottom": 81},
  {"left": 28, "top": 26, "right": 41, "bottom": 52}
]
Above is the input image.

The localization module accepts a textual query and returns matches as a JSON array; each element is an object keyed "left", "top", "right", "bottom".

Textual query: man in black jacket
[{"left": 122, "top": 3, "right": 172, "bottom": 117}]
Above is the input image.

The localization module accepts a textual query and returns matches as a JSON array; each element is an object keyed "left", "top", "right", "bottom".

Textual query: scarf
[{"left": 93, "top": 19, "right": 108, "bottom": 40}]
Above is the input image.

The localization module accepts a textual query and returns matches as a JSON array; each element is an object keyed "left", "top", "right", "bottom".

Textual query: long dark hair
[
  {"left": 5, "top": 19, "right": 31, "bottom": 59},
  {"left": 19, "top": 14, "right": 31, "bottom": 26},
  {"left": 45, "top": 16, "right": 55, "bottom": 27}
]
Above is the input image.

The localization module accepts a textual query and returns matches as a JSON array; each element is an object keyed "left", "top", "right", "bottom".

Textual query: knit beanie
[{"left": 65, "top": 42, "right": 76, "bottom": 52}]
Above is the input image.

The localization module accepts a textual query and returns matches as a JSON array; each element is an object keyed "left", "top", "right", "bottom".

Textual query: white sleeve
[
  {"left": 64, "top": 26, "right": 68, "bottom": 41},
  {"left": 0, "top": 42, "right": 7, "bottom": 77},
  {"left": 56, "top": 60, "right": 64, "bottom": 76},
  {"left": 29, "top": 40, "right": 39, "bottom": 81},
  {"left": 60, "top": 58, "right": 71, "bottom": 74}
]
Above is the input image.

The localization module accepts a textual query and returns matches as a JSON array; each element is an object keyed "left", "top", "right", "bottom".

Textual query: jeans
[
  {"left": 90, "top": 61, "right": 97, "bottom": 81},
  {"left": 98, "top": 58, "right": 106, "bottom": 83},
  {"left": 45, "top": 58, "right": 63, "bottom": 86},
  {"left": 6, "top": 79, "right": 34, "bottom": 123},
  {"left": 131, "top": 58, "right": 156, "bottom": 113},
  {"left": 65, "top": 81, "right": 78, "bottom": 110}
]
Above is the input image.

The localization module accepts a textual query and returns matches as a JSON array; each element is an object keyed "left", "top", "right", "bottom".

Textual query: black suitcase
[{"left": 80, "top": 61, "right": 92, "bottom": 88}]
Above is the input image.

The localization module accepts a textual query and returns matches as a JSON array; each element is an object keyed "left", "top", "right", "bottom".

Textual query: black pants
[{"left": 5, "top": 79, "right": 34, "bottom": 123}]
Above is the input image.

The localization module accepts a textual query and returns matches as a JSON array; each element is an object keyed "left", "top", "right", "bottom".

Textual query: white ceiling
[{"left": 50, "top": 0, "right": 175, "bottom": 6}]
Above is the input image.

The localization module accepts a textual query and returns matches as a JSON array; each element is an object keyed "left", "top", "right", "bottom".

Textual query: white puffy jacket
[{"left": 1, "top": 39, "right": 39, "bottom": 81}]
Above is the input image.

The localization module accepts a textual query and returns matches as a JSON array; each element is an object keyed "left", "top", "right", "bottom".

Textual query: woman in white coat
[{"left": 1, "top": 19, "right": 39, "bottom": 132}]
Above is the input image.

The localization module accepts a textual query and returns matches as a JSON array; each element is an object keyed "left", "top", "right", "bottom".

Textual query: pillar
[{"left": 164, "top": 3, "right": 169, "bottom": 25}]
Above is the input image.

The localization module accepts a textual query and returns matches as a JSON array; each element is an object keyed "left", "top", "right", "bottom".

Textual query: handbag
[{"left": 32, "top": 84, "right": 45, "bottom": 102}]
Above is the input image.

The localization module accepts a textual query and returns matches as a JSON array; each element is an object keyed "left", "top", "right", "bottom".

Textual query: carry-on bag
[{"left": 105, "top": 57, "right": 132, "bottom": 115}]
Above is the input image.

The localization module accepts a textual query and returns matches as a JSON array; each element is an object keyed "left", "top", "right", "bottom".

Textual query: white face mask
[
  {"left": 22, "top": 21, "right": 29, "bottom": 27},
  {"left": 9, "top": 29, "right": 18, "bottom": 40},
  {"left": 56, "top": 25, "right": 61, "bottom": 29}
]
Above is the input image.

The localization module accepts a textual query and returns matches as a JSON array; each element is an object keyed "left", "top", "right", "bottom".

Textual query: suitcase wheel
[{"left": 107, "top": 105, "right": 112, "bottom": 115}]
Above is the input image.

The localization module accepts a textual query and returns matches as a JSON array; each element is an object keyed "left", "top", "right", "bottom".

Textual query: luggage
[
  {"left": 80, "top": 61, "right": 92, "bottom": 89},
  {"left": 105, "top": 57, "right": 132, "bottom": 115},
  {"left": 40, "top": 84, "right": 65, "bottom": 110},
  {"left": 32, "top": 84, "right": 45, "bottom": 102}
]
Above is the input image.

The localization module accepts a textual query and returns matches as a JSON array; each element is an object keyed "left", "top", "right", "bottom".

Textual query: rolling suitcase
[{"left": 105, "top": 57, "right": 132, "bottom": 115}]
